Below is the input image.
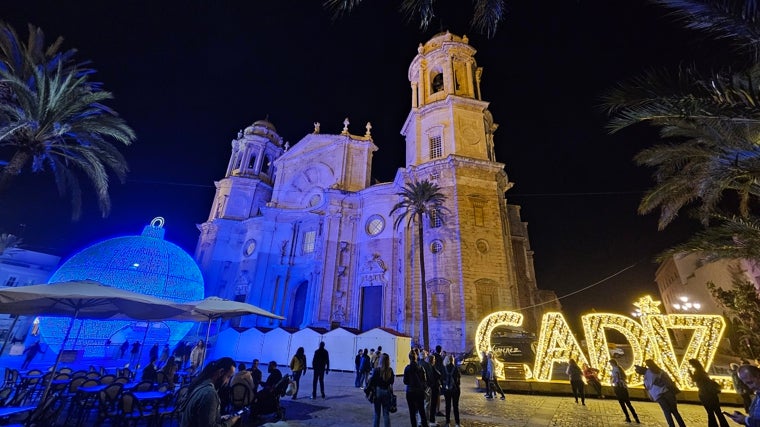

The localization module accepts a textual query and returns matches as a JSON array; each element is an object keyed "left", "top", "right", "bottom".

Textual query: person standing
[
  {"left": 726, "top": 364, "right": 760, "bottom": 426},
  {"left": 289, "top": 347, "right": 307, "bottom": 400},
  {"left": 311, "top": 342, "right": 330, "bottom": 399},
  {"left": 149, "top": 343, "right": 159, "bottom": 364},
  {"left": 433, "top": 345, "right": 444, "bottom": 417},
  {"left": 485, "top": 352, "right": 506, "bottom": 400},
  {"left": 21, "top": 340, "right": 43, "bottom": 369},
  {"left": 361, "top": 349, "right": 372, "bottom": 388},
  {"left": 480, "top": 351, "right": 489, "bottom": 396},
  {"left": 637, "top": 359, "right": 685, "bottom": 427},
  {"left": 374, "top": 346, "right": 383, "bottom": 368},
  {"left": 190, "top": 340, "right": 206, "bottom": 372},
  {"left": 688, "top": 358, "right": 729, "bottom": 427},
  {"left": 441, "top": 354, "right": 461, "bottom": 427},
  {"left": 130, "top": 341, "right": 141, "bottom": 367},
  {"left": 730, "top": 362, "right": 753, "bottom": 413},
  {"left": 426, "top": 354, "right": 442, "bottom": 426},
  {"left": 367, "top": 353, "right": 394, "bottom": 427},
  {"left": 609, "top": 359, "right": 639, "bottom": 423},
  {"left": 180, "top": 357, "right": 240, "bottom": 427},
  {"left": 582, "top": 362, "right": 604, "bottom": 398},
  {"left": 120, "top": 341, "right": 129, "bottom": 359},
  {"left": 403, "top": 350, "right": 428, "bottom": 427},
  {"left": 566, "top": 358, "right": 585, "bottom": 405},
  {"left": 162, "top": 356, "right": 179, "bottom": 389},
  {"left": 354, "top": 349, "right": 364, "bottom": 388}
]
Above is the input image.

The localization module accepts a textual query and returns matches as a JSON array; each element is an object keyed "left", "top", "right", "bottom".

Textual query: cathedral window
[
  {"left": 4, "top": 276, "right": 17, "bottom": 287},
  {"left": 247, "top": 154, "right": 257, "bottom": 170},
  {"left": 432, "top": 293, "right": 445, "bottom": 317},
  {"left": 473, "top": 200, "right": 485, "bottom": 226},
  {"left": 302, "top": 230, "right": 316, "bottom": 254},
  {"left": 430, "top": 240, "right": 443, "bottom": 254},
  {"left": 430, "top": 172, "right": 440, "bottom": 181},
  {"left": 429, "top": 210, "right": 442, "bottom": 228},
  {"left": 429, "top": 135, "right": 442, "bottom": 159},
  {"left": 262, "top": 155, "right": 272, "bottom": 174},
  {"left": 366, "top": 215, "right": 385, "bottom": 236}
]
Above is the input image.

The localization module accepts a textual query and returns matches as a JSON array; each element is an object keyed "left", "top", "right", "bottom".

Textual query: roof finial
[
  {"left": 365, "top": 122, "right": 372, "bottom": 137},
  {"left": 342, "top": 117, "right": 350, "bottom": 135},
  {"left": 313, "top": 122, "right": 321, "bottom": 134}
]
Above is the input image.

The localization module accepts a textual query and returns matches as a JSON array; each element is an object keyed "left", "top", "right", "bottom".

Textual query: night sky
[{"left": 0, "top": 1, "right": 710, "bottom": 322}]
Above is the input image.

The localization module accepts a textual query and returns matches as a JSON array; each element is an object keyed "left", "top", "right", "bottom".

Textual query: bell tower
[{"left": 401, "top": 32, "right": 497, "bottom": 167}]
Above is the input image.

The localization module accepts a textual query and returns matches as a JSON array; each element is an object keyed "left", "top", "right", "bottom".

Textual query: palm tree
[
  {"left": 602, "top": 0, "right": 760, "bottom": 261},
  {"left": 390, "top": 179, "right": 447, "bottom": 350},
  {"left": 323, "top": 0, "right": 507, "bottom": 38},
  {"left": 0, "top": 233, "right": 21, "bottom": 256},
  {"left": 0, "top": 22, "right": 135, "bottom": 219}
]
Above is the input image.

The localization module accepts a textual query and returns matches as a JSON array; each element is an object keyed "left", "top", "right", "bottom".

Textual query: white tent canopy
[
  {"left": 289, "top": 327, "right": 325, "bottom": 368},
  {"left": 260, "top": 327, "right": 293, "bottom": 365},
  {"left": 236, "top": 327, "right": 266, "bottom": 363},
  {"left": 356, "top": 328, "right": 412, "bottom": 373}
]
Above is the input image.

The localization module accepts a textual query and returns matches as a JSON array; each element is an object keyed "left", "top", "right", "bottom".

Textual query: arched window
[
  {"left": 262, "top": 155, "right": 272, "bottom": 174},
  {"left": 432, "top": 73, "right": 444, "bottom": 93},
  {"left": 247, "top": 155, "right": 257, "bottom": 170}
]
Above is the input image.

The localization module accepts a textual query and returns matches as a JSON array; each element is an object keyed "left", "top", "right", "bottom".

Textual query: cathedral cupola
[{"left": 225, "top": 118, "right": 285, "bottom": 184}]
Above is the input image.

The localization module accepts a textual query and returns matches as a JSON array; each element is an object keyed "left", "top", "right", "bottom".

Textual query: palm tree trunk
[{"left": 417, "top": 213, "right": 430, "bottom": 351}]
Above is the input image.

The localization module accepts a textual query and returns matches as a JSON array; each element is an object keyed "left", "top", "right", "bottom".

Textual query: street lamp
[{"left": 672, "top": 296, "right": 701, "bottom": 312}]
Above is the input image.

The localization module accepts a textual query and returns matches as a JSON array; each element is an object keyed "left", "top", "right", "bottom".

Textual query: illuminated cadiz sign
[{"left": 475, "top": 296, "right": 726, "bottom": 389}]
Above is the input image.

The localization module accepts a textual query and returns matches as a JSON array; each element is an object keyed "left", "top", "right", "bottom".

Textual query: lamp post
[{"left": 672, "top": 296, "right": 701, "bottom": 313}]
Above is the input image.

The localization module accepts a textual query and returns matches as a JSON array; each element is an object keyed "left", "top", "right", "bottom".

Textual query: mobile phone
[{"left": 233, "top": 407, "right": 250, "bottom": 417}]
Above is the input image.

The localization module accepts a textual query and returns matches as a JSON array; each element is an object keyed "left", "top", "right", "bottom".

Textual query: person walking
[
  {"left": 289, "top": 347, "right": 307, "bottom": 400},
  {"left": 21, "top": 340, "right": 44, "bottom": 369},
  {"left": 311, "top": 342, "right": 330, "bottom": 399},
  {"left": 730, "top": 362, "right": 752, "bottom": 413},
  {"left": 480, "top": 351, "right": 489, "bottom": 395},
  {"left": 403, "top": 350, "right": 428, "bottom": 427},
  {"left": 726, "top": 364, "right": 760, "bottom": 426},
  {"left": 637, "top": 359, "right": 685, "bottom": 427},
  {"left": 582, "top": 362, "right": 603, "bottom": 398},
  {"left": 367, "top": 353, "right": 394, "bottom": 427},
  {"left": 688, "top": 358, "right": 729, "bottom": 427},
  {"left": 566, "top": 358, "right": 585, "bottom": 405},
  {"left": 180, "top": 356, "right": 240, "bottom": 427},
  {"left": 441, "top": 354, "right": 461, "bottom": 427},
  {"left": 485, "top": 352, "right": 506, "bottom": 400},
  {"left": 609, "top": 359, "right": 639, "bottom": 423}
]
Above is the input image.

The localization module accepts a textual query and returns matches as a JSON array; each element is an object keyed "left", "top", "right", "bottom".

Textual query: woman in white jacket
[{"left": 636, "top": 359, "right": 685, "bottom": 427}]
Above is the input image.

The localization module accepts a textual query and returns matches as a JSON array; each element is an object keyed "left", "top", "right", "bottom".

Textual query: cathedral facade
[{"left": 194, "top": 32, "right": 556, "bottom": 353}]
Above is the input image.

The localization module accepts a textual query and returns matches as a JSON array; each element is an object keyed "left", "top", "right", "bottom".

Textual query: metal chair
[
  {"left": 118, "top": 391, "right": 151, "bottom": 427},
  {"left": 95, "top": 382, "right": 124, "bottom": 426},
  {"left": 230, "top": 383, "right": 252, "bottom": 410},
  {"left": 99, "top": 374, "right": 116, "bottom": 385},
  {"left": 134, "top": 380, "right": 154, "bottom": 392},
  {"left": 156, "top": 385, "right": 189, "bottom": 427}
]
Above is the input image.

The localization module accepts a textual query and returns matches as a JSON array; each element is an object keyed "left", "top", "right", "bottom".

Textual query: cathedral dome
[
  {"left": 38, "top": 217, "right": 204, "bottom": 355},
  {"left": 242, "top": 118, "right": 283, "bottom": 146}
]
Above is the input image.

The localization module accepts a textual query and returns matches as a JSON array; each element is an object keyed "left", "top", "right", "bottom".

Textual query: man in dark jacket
[
  {"left": 311, "top": 342, "right": 330, "bottom": 399},
  {"left": 426, "top": 354, "right": 442, "bottom": 426}
]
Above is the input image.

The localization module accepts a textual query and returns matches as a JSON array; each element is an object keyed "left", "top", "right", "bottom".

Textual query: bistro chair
[
  {"left": 134, "top": 380, "right": 154, "bottom": 392},
  {"left": 118, "top": 391, "right": 151, "bottom": 426},
  {"left": 99, "top": 374, "right": 116, "bottom": 385},
  {"left": 0, "top": 386, "right": 13, "bottom": 406},
  {"left": 230, "top": 383, "right": 252, "bottom": 410},
  {"left": 156, "top": 385, "right": 189, "bottom": 427},
  {"left": 58, "top": 367, "right": 73, "bottom": 375},
  {"left": 95, "top": 382, "right": 124, "bottom": 426}
]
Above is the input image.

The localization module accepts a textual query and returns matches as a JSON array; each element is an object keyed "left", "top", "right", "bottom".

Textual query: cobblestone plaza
[{"left": 255, "top": 371, "right": 726, "bottom": 427}]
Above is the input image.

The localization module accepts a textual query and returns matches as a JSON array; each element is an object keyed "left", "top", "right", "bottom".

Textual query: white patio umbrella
[
  {"left": 173, "top": 296, "right": 284, "bottom": 367},
  {"left": 0, "top": 279, "right": 187, "bottom": 400}
]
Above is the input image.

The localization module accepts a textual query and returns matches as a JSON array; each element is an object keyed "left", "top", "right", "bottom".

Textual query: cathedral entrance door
[
  {"left": 360, "top": 286, "right": 382, "bottom": 330},
  {"left": 287, "top": 281, "right": 308, "bottom": 329}
]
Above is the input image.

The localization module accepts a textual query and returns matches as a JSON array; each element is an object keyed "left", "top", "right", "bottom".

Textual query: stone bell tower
[{"left": 398, "top": 32, "right": 523, "bottom": 351}]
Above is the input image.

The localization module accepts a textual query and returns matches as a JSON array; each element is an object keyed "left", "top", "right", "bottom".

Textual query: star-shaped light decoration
[{"left": 633, "top": 295, "right": 662, "bottom": 315}]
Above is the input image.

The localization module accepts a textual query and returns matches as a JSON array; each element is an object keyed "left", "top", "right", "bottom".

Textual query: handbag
[
  {"left": 285, "top": 380, "right": 297, "bottom": 396},
  {"left": 389, "top": 390, "right": 397, "bottom": 413},
  {"left": 365, "top": 386, "right": 376, "bottom": 403}
]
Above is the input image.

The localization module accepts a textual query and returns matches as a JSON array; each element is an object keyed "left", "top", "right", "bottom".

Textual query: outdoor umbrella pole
[
  {"left": 135, "top": 321, "right": 151, "bottom": 371},
  {"left": 0, "top": 315, "right": 19, "bottom": 356},
  {"left": 202, "top": 317, "right": 213, "bottom": 368},
  {"left": 41, "top": 310, "right": 78, "bottom": 401}
]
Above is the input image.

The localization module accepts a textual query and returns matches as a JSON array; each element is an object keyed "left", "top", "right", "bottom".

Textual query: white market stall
[
  {"left": 321, "top": 327, "right": 359, "bottom": 371},
  {"left": 211, "top": 326, "right": 244, "bottom": 360},
  {"left": 289, "top": 327, "right": 326, "bottom": 366},
  {"left": 260, "top": 327, "right": 294, "bottom": 365},
  {"left": 356, "top": 327, "right": 411, "bottom": 373},
  {"left": 236, "top": 326, "right": 266, "bottom": 363}
]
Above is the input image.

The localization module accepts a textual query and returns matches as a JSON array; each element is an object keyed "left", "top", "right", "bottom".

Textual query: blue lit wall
[{"left": 38, "top": 221, "right": 205, "bottom": 355}]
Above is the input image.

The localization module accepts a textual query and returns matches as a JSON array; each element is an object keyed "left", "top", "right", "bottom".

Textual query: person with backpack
[
  {"left": 609, "top": 359, "right": 639, "bottom": 423},
  {"left": 441, "top": 354, "right": 461, "bottom": 427},
  {"left": 403, "top": 350, "right": 428, "bottom": 427}
]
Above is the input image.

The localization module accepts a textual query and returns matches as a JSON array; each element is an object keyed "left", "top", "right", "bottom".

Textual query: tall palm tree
[
  {"left": 390, "top": 179, "right": 447, "bottom": 350},
  {"left": 0, "top": 22, "right": 135, "bottom": 220},
  {"left": 323, "top": 0, "right": 507, "bottom": 38}
]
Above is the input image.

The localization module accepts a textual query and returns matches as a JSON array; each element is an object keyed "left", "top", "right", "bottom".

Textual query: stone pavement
[{"left": 251, "top": 371, "right": 732, "bottom": 427}]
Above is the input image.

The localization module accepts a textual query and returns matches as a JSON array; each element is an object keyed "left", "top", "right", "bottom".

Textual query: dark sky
[{"left": 0, "top": 1, "right": 708, "bottom": 321}]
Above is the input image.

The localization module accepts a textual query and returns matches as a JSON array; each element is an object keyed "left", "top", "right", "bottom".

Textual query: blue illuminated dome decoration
[{"left": 38, "top": 217, "right": 205, "bottom": 356}]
